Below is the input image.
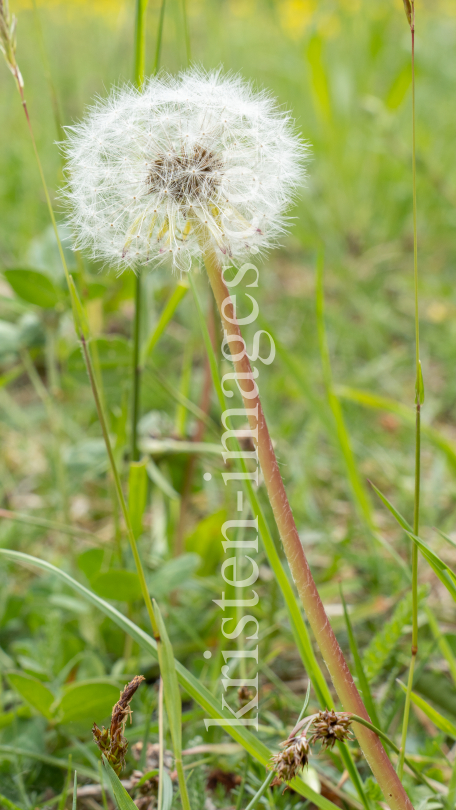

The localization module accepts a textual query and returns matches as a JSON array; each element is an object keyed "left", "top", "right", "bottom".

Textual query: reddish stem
[{"left": 203, "top": 246, "right": 413, "bottom": 810}]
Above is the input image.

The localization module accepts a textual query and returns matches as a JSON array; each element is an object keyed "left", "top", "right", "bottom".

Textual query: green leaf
[
  {"left": 68, "top": 276, "right": 88, "bottom": 337},
  {"left": 141, "top": 280, "right": 189, "bottom": 366},
  {"left": 407, "top": 532, "right": 456, "bottom": 603},
  {"left": 337, "top": 384, "right": 456, "bottom": 471},
  {"left": 56, "top": 680, "right": 120, "bottom": 724},
  {"left": 0, "top": 792, "right": 25, "bottom": 810},
  {"left": 0, "top": 321, "right": 20, "bottom": 359},
  {"left": 91, "top": 570, "right": 143, "bottom": 602},
  {"left": 369, "top": 482, "right": 412, "bottom": 532},
  {"left": 0, "top": 549, "right": 341, "bottom": 810},
  {"left": 154, "top": 601, "right": 190, "bottom": 810},
  {"left": 7, "top": 671, "right": 54, "bottom": 719},
  {"left": 146, "top": 459, "right": 179, "bottom": 501},
  {"left": 397, "top": 680, "right": 456, "bottom": 738},
  {"left": 154, "top": 603, "right": 182, "bottom": 749},
  {"left": 185, "top": 510, "right": 226, "bottom": 575},
  {"left": 4, "top": 269, "right": 60, "bottom": 308},
  {"left": 159, "top": 770, "right": 174, "bottom": 810},
  {"left": 77, "top": 548, "right": 105, "bottom": 581},
  {"left": 148, "top": 555, "right": 200, "bottom": 599},
  {"left": 68, "top": 337, "right": 131, "bottom": 373},
  {"left": 341, "top": 591, "right": 381, "bottom": 729},
  {"left": 102, "top": 757, "right": 138, "bottom": 810},
  {"left": 128, "top": 459, "right": 148, "bottom": 539},
  {"left": 362, "top": 588, "right": 426, "bottom": 682}
]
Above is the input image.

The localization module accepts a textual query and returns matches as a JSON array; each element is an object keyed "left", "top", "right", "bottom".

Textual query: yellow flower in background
[{"left": 277, "top": 0, "right": 316, "bottom": 41}]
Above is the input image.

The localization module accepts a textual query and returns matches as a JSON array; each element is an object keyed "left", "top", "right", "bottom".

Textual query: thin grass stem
[
  {"left": 244, "top": 771, "right": 275, "bottom": 810},
  {"left": 398, "top": 1, "right": 421, "bottom": 779},
  {"left": 78, "top": 327, "right": 158, "bottom": 636}
]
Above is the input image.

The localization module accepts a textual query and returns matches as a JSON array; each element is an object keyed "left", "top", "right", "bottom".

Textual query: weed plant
[{"left": 0, "top": 1, "right": 456, "bottom": 809}]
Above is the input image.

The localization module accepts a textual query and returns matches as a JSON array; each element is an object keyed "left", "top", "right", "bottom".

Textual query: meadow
[{"left": 1, "top": 0, "right": 456, "bottom": 808}]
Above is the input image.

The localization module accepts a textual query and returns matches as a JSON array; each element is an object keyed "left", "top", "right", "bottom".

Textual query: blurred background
[{"left": 1, "top": 0, "right": 456, "bottom": 807}]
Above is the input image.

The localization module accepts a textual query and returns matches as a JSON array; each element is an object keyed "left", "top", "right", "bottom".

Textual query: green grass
[{"left": 1, "top": 0, "right": 456, "bottom": 807}]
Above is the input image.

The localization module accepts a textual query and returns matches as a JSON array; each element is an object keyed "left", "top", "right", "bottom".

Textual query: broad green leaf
[
  {"left": 56, "top": 680, "right": 120, "bottom": 724},
  {"left": 128, "top": 459, "right": 148, "bottom": 539},
  {"left": 0, "top": 321, "right": 20, "bottom": 359},
  {"left": 148, "top": 555, "right": 200, "bottom": 599},
  {"left": 7, "top": 671, "right": 54, "bottom": 719},
  {"left": 0, "top": 706, "right": 31, "bottom": 729},
  {"left": 77, "top": 548, "right": 105, "bottom": 581},
  {"left": 91, "top": 570, "right": 143, "bottom": 602},
  {"left": 4, "top": 269, "right": 60, "bottom": 308},
  {"left": 397, "top": 681, "right": 456, "bottom": 738},
  {"left": 102, "top": 757, "right": 138, "bottom": 810},
  {"left": 0, "top": 550, "right": 340, "bottom": 810}
]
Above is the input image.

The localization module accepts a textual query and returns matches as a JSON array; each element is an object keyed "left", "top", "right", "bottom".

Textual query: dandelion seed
[{"left": 63, "top": 68, "right": 308, "bottom": 274}]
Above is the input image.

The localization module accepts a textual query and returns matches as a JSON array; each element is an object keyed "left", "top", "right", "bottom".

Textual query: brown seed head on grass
[
  {"left": 0, "top": 0, "right": 22, "bottom": 86},
  {"left": 93, "top": 675, "right": 145, "bottom": 775},
  {"left": 309, "top": 709, "right": 353, "bottom": 750},
  {"left": 271, "top": 734, "right": 310, "bottom": 785}
]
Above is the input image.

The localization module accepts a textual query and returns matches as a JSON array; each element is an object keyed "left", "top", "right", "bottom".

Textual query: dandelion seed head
[{"left": 62, "top": 67, "right": 308, "bottom": 274}]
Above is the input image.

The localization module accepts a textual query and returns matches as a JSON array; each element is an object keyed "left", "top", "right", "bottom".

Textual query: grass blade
[
  {"left": 102, "top": 758, "right": 138, "bottom": 810},
  {"left": 154, "top": 601, "right": 191, "bottom": 810},
  {"left": 0, "top": 549, "right": 340, "bottom": 810},
  {"left": 341, "top": 590, "right": 381, "bottom": 729},
  {"left": 397, "top": 680, "right": 456, "bottom": 738},
  {"left": 140, "top": 281, "right": 189, "bottom": 368}
]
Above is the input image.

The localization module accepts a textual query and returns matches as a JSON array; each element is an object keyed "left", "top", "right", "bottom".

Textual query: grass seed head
[
  {"left": 0, "top": 0, "right": 22, "bottom": 86},
  {"left": 92, "top": 674, "right": 145, "bottom": 775},
  {"left": 271, "top": 734, "right": 310, "bottom": 784},
  {"left": 309, "top": 709, "right": 353, "bottom": 750}
]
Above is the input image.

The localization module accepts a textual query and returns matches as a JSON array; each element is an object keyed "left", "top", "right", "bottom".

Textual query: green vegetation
[{"left": 1, "top": 0, "right": 456, "bottom": 808}]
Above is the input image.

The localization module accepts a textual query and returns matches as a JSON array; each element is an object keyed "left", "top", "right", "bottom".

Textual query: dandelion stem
[
  {"left": 202, "top": 244, "right": 414, "bottom": 810},
  {"left": 398, "top": 1, "right": 420, "bottom": 780}
]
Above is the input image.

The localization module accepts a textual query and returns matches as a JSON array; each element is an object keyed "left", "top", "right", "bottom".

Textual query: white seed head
[{"left": 62, "top": 67, "right": 308, "bottom": 274}]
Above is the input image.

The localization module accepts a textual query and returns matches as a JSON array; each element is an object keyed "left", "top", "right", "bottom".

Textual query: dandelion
[{"left": 63, "top": 68, "right": 307, "bottom": 274}]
